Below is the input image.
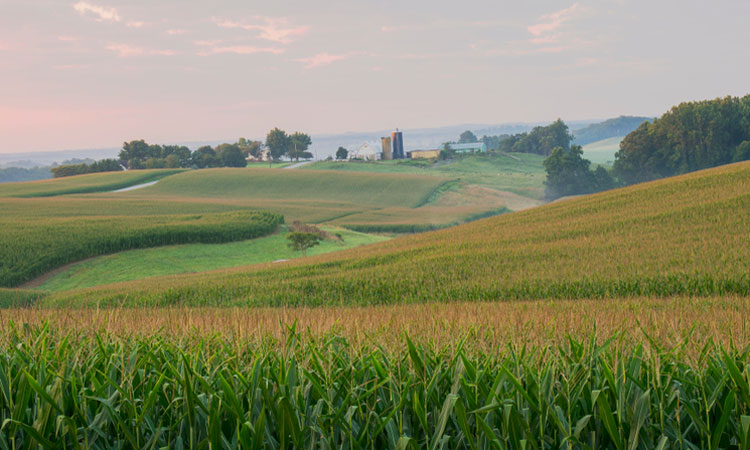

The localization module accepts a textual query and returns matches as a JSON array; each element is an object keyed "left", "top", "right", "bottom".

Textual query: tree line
[
  {"left": 613, "top": 95, "right": 750, "bottom": 185},
  {"left": 50, "top": 129, "right": 312, "bottom": 178},
  {"left": 455, "top": 120, "right": 574, "bottom": 157},
  {"left": 544, "top": 95, "right": 750, "bottom": 200}
]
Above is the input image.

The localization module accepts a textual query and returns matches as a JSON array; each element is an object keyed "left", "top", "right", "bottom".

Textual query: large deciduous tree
[
  {"left": 543, "top": 145, "right": 599, "bottom": 200},
  {"left": 288, "top": 132, "right": 313, "bottom": 161},
  {"left": 458, "top": 130, "right": 478, "bottom": 144},
  {"left": 215, "top": 144, "right": 247, "bottom": 167},
  {"left": 266, "top": 128, "right": 290, "bottom": 161}
]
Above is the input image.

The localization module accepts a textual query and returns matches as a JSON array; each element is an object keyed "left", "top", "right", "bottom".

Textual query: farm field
[
  {"left": 1, "top": 296, "right": 749, "bottom": 448},
  {"left": 0, "top": 202, "right": 283, "bottom": 287},
  {"left": 304, "top": 152, "right": 547, "bottom": 200},
  {"left": 581, "top": 136, "right": 624, "bottom": 165},
  {"left": 1, "top": 163, "right": 749, "bottom": 447},
  {"left": 0, "top": 168, "right": 183, "bottom": 197},
  {"left": 33, "top": 161, "right": 749, "bottom": 308},
  {"left": 96, "top": 167, "right": 526, "bottom": 230},
  {"left": 30, "top": 226, "right": 389, "bottom": 291},
  {"left": 3, "top": 168, "right": 503, "bottom": 288}
]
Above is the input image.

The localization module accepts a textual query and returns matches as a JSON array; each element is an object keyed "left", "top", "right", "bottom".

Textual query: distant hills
[
  {"left": 0, "top": 116, "right": 649, "bottom": 176},
  {"left": 572, "top": 116, "right": 652, "bottom": 146}
]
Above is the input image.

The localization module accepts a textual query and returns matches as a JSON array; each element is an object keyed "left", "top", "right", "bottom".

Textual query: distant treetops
[
  {"left": 472, "top": 95, "right": 750, "bottom": 200},
  {"left": 50, "top": 129, "right": 312, "bottom": 178}
]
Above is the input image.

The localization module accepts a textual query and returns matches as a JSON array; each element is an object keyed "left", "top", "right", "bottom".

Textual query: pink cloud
[
  {"left": 106, "top": 43, "right": 177, "bottom": 57},
  {"left": 73, "top": 1, "right": 120, "bottom": 22},
  {"left": 166, "top": 29, "right": 187, "bottom": 36},
  {"left": 194, "top": 40, "right": 223, "bottom": 47},
  {"left": 126, "top": 21, "right": 147, "bottom": 28},
  {"left": 57, "top": 35, "right": 80, "bottom": 42},
  {"left": 527, "top": 3, "right": 586, "bottom": 36},
  {"left": 199, "top": 45, "right": 285, "bottom": 56},
  {"left": 295, "top": 52, "right": 354, "bottom": 69},
  {"left": 213, "top": 17, "right": 309, "bottom": 44}
]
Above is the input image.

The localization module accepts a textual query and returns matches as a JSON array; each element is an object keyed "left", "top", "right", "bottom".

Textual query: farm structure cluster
[{"left": 347, "top": 130, "right": 487, "bottom": 161}]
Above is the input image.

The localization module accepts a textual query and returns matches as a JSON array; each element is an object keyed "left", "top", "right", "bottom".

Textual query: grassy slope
[
  {"left": 305, "top": 153, "right": 547, "bottom": 200},
  {"left": 0, "top": 168, "right": 457, "bottom": 288},
  {"left": 115, "top": 168, "right": 479, "bottom": 227},
  {"left": 581, "top": 136, "right": 623, "bottom": 165},
  {"left": 134, "top": 168, "right": 445, "bottom": 206},
  {"left": 0, "top": 169, "right": 183, "bottom": 197},
  {"left": 34, "top": 227, "right": 389, "bottom": 291},
  {"left": 42, "top": 161, "right": 750, "bottom": 307}
]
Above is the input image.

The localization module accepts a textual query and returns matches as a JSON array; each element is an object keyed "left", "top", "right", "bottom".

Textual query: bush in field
[{"left": 287, "top": 231, "right": 322, "bottom": 256}]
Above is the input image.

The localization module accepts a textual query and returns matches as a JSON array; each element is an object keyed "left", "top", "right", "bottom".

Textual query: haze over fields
[
  {"left": 2, "top": 0, "right": 749, "bottom": 154},
  {"left": 3, "top": 1, "right": 750, "bottom": 447}
]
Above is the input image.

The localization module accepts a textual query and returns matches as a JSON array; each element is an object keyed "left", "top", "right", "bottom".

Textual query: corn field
[
  {"left": 1, "top": 322, "right": 749, "bottom": 449},
  {"left": 38, "top": 162, "right": 750, "bottom": 308},
  {"left": 0, "top": 210, "right": 282, "bottom": 288}
]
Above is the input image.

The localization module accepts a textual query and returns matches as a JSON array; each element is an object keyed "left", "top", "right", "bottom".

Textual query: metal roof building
[{"left": 448, "top": 142, "right": 487, "bottom": 153}]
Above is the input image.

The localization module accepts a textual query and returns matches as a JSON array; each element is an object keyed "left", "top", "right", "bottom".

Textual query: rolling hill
[
  {"left": 26, "top": 160, "right": 748, "bottom": 307},
  {"left": 0, "top": 169, "right": 183, "bottom": 197},
  {"left": 572, "top": 116, "right": 651, "bottom": 146},
  {"left": 1, "top": 167, "right": 518, "bottom": 288},
  {"left": 581, "top": 136, "right": 623, "bottom": 165}
]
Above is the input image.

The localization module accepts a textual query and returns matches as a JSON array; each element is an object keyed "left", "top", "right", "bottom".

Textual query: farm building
[
  {"left": 448, "top": 142, "right": 487, "bottom": 153},
  {"left": 246, "top": 148, "right": 271, "bottom": 162},
  {"left": 348, "top": 142, "right": 382, "bottom": 161},
  {"left": 407, "top": 149, "right": 441, "bottom": 159}
]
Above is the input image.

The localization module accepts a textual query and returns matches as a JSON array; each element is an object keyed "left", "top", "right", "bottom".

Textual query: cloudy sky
[{"left": 1, "top": 0, "right": 749, "bottom": 153}]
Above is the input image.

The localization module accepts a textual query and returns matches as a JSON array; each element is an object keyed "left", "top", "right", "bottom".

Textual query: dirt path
[
  {"left": 284, "top": 160, "right": 316, "bottom": 169},
  {"left": 112, "top": 179, "right": 160, "bottom": 192}
]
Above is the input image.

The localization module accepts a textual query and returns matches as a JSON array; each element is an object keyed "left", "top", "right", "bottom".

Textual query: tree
[
  {"left": 613, "top": 95, "right": 750, "bottom": 185},
  {"left": 458, "top": 130, "right": 478, "bottom": 144},
  {"left": 165, "top": 154, "right": 181, "bottom": 168},
  {"left": 161, "top": 145, "right": 191, "bottom": 167},
  {"left": 119, "top": 140, "right": 150, "bottom": 168},
  {"left": 335, "top": 147, "right": 348, "bottom": 160},
  {"left": 238, "top": 139, "right": 263, "bottom": 158},
  {"left": 217, "top": 144, "right": 247, "bottom": 167},
  {"left": 286, "top": 232, "right": 322, "bottom": 256},
  {"left": 288, "top": 132, "right": 312, "bottom": 161},
  {"left": 543, "top": 145, "right": 598, "bottom": 200},
  {"left": 266, "top": 128, "right": 290, "bottom": 161},
  {"left": 733, "top": 141, "right": 750, "bottom": 162},
  {"left": 439, "top": 142, "right": 456, "bottom": 160},
  {"left": 191, "top": 146, "right": 218, "bottom": 168},
  {"left": 145, "top": 157, "right": 166, "bottom": 169},
  {"left": 512, "top": 119, "right": 572, "bottom": 156},
  {"left": 480, "top": 135, "right": 500, "bottom": 151}
]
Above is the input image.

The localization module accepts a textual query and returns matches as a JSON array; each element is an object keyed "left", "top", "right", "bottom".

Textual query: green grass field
[
  {"left": 131, "top": 168, "right": 446, "bottom": 206},
  {"left": 0, "top": 169, "right": 183, "bottom": 197},
  {"left": 305, "top": 152, "right": 547, "bottom": 199},
  {"left": 244, "top": 161, "right": 293, "bottom": 168},
  {"left": 32, "top": 226, "right": 388, "bottom": 291},
  {"left": 28, "top": 161, "right": 749, "bottom": 307},
  {"left": 582, "top": 136, "right": 623, "bottom": 165}
]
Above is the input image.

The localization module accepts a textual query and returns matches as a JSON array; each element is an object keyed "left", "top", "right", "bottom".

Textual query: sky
[{"left": 1, "top": 0, "right": 749, "bottom": 154}]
